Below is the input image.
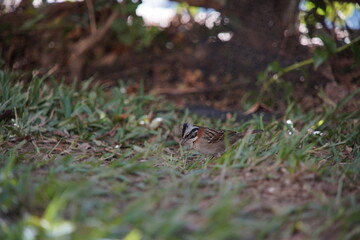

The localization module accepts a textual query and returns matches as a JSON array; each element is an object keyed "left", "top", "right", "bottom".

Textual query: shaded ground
[{"left": 2, "top": 136, "right": 350, "bottom": 206}]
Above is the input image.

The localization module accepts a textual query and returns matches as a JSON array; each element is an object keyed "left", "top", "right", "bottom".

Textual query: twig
[
  {"left": 260, "top": 35, "right": 360, "bottom": 96},
  {"left": 85, "top": 0, "right": 97, "bottom": 34},
  {"left": 276, "top": 35, "right": 360, "bottom": 79}
]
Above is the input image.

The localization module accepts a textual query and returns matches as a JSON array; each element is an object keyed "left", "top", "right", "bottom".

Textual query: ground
[{"left": 1, "top": 72, "right": 359, "bottom": 239}]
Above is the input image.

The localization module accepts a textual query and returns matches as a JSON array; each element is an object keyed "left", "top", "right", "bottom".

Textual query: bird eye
[{"left": 185, "top": 128, "right": 198, "bottom": 139}]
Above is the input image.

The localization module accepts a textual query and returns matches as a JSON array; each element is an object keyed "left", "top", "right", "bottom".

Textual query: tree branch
[
  {"left": 69, "top": 10, "right": 119, "bottom": 80},
  {"left": 85, "top": 0, "right": 97, "bottom": 34}
]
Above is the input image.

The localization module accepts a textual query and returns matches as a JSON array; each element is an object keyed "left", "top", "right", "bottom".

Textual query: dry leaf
[
  {"left": 78, "top": 142, "right": 91, "bottom": 152},
  {"left": 244, "top": 103, "right": 273, "bottom": 115}
]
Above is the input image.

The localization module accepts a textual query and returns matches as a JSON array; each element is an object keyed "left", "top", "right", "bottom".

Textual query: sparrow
[{"left": 180, "top": 123, "right": 263, "bottom": 156}]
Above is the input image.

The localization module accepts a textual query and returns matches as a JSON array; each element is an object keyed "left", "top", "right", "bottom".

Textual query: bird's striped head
[{"left": 181, "top": 123, "right": 199, "bottom": 145}]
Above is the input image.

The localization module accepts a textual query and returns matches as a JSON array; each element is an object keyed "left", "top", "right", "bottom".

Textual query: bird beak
[{"left": 180, "top": 139, "right": 187, "bottom": 146}]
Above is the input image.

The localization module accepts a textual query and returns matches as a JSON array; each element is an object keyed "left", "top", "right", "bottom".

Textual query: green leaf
[
  {"left": 317, "top": 34, "right": 337, "bottom": 53},
  {"left": 125, "top": 2, "right": 140, "bottom": 14},
  {"left": 20, "top": 14, "right": 45, "bottom": 31},
  {"left": 112, "top": 18, "right": 128, "bottom": 33},
  {"left": 120, "top": 33, "right": 134, "bottom": 46},
  {"left": 313, "top": 47, "right": 329, "bottom": 69},
  {"left": 267, "top": 61, "right": 283, "bottom": 72},
  {"left": 124, "top": 229, "right": 142, "bottom": 240},
  {"left": 351, "top": 44, "right": 360, "bottom": 67}
]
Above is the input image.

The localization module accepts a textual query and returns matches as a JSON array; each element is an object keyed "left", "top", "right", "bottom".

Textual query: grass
[{"left": 0, "top": 70, "right": 360, "bottom": 240}]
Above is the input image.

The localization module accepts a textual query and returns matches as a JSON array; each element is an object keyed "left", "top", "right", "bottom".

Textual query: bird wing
[{"left": 207, "top": 130, "right": 238, "bottom": 144}]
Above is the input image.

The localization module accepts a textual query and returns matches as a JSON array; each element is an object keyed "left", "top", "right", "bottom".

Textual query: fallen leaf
[
  {"left": 244, "top": 103, "right": 273, "bottom": 115},
  {"left": 78, "top": 142, "right": 91, "bottom": 152},
  {"left": 53, "top": 129, "right": 70, "bottom": 137},
  {"left": 345, "top": 146, "right": 352, "bottom": 154}
]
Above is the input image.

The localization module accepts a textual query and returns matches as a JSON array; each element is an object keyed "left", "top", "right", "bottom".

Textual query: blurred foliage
[
  {"left": 1, "top": 0, "right": 160, "bottom": 51},
  {"left": 299, "top": 0, "right": 360, "bottom": 68},
  {"left": 176, "top": 2, "right": 201, "bottom": 17},
  {"left": 111, "top": 1, "right": 159, "bottom": 49},
  {"left": 302, "top": 0, "right": 358, "bottom": 33},
  {"left": 255, "top": 0, "right": 360, "bottom": 102}
]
